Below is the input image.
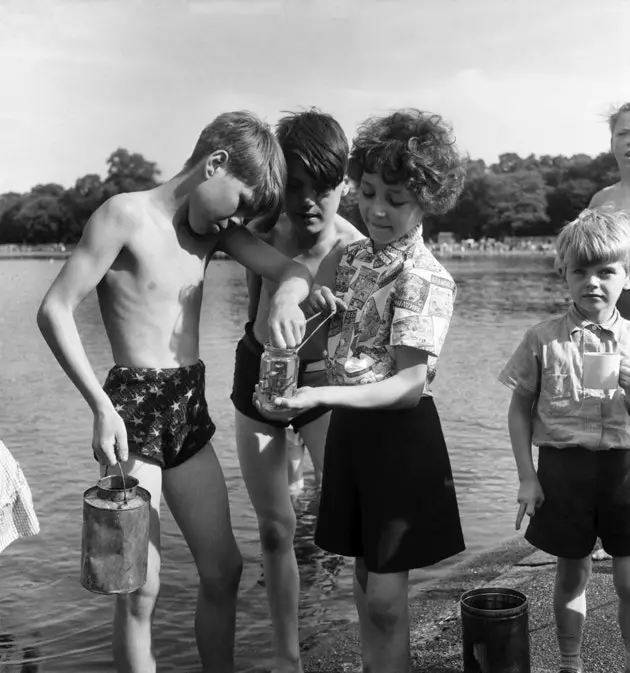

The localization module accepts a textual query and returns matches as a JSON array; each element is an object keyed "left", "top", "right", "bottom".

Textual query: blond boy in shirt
[{"left": 499, "top": 208, "right": 630, "bottom": 673}]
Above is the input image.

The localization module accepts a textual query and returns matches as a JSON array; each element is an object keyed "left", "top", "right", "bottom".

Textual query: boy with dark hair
[
  {"left": 231, "top": 108, "right": 363, "bottom": 673},
  {"left": 37, "top": 110, "right": 310, "bottom": 673}
]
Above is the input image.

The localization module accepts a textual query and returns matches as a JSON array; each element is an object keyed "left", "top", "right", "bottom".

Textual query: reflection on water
[{"left": 0, "top": 255, "right": 564, "bottom": 671}]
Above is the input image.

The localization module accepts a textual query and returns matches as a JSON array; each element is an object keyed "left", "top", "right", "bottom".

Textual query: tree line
[{"left": 0, "top": 148, "right": 619, "bottom": 245}]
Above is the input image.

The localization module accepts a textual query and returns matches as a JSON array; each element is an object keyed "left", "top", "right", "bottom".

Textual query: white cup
[{"left": 583, "top": 352, "right": 621, "bottom": 389}]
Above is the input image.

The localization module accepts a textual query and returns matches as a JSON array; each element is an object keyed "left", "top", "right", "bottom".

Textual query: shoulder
[
  {"left": 84, "top": 192, "right": 143, "bottom": 241},
  {"left": 526, "top": 313, "right": 569, "bottom": 343},
  {"left": 334, "top": 214, "right": 366, "bottom": 245},
  {"left": 405, "top": 245, "right": 455, "bottom": 286},
  {"left": 589, "top": 183, "right": 621, "bottom": 208}
]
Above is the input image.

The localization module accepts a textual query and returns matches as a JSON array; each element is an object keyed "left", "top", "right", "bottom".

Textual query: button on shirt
[
  {"left": 498, "top": 304, "right": 630, "bottom": 450},
  {"left": 327, "top": 225, "right": 456, "bottom": 391}
]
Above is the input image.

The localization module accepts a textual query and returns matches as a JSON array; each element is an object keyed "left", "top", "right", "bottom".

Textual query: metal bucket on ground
[
  {"left": 460, "top": 587, "right": 530, "bottom": 673},
  {"left": 80, "top": 468, "right": 151, "bottom": 595}
]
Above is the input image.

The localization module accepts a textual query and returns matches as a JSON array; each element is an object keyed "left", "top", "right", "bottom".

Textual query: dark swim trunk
[
  {"left": 230, "top": 322, "right": 329, "bottom": 430},
  {"left": 102, "top": 360, "right": 216, "bottom": 470},
  {"left": 315, "top": 397, "right": 466, "bottom": 573},
  {"left": 526, "top": 445, "right": 630, "bottom": 559}
]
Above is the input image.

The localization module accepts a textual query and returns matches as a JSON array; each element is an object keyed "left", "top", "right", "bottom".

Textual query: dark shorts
[
  {"left": 103, "top": 360, "right": 216, "bottom": 470},
  {"left": 315, "top": 397, "right": 465, "bottom": 573},
  {"left": 230, "top": 322, "right": 329, "bottom": 430},
  {"left": 526, "top": 445, "right": 630, "bottom": 558}
]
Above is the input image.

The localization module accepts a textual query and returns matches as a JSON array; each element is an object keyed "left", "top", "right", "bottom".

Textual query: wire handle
[
  {"left": 105, "top": 462, "right": 128, "bottom": 504},
  {"left": 297, "top": 310, "right": 335, "bottom": 354}
]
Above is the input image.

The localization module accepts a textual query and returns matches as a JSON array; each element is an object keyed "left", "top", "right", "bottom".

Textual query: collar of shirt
[
  {"left": 355, "top": 224, "right": 424, "bottom": 266},
  {"left": 567, "top": 303, "right": 621, "bottom": 336}
]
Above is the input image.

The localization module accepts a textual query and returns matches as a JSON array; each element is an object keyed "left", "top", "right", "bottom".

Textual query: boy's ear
[{"left": 204, "top": 150, "right": 229, "bottom": 177}]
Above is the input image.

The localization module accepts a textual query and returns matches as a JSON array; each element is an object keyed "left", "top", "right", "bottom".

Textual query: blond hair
[{"left": 555, "top": 207, "right": 630, "bottom": 276}]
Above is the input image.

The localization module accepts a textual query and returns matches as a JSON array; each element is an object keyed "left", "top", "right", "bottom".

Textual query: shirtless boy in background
[{"left": 37, "top": 111, "right": 310, "bottom": 673}]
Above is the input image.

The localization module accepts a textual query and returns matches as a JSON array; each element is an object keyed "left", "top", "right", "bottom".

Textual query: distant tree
[
  {"left": 104, "top": 148, "right": 161, "bottom": 195},
  {"left": 60, "top": 174, "right": 107, "bottom": 241},
  {"left": 484, "top": 169, "right": 549, "bottom": 237}
]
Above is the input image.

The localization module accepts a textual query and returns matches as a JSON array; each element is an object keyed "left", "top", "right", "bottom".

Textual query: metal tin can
[
  {"left": 258, "top": 345, "right": 299, "bottom": 413},
  {"left": 80, "top": 474, "right": 151, "bottom": 595}
]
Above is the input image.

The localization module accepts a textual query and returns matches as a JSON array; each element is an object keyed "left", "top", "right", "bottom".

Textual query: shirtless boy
[
  {"left": 36, "top": 111, "right": 311, "bottom": 673},
  {"left": 230, "top": 109, "right": 363, "bottom": 672},
  {"left": 589, "top": 103, "right": 630, "bottom": 561}
]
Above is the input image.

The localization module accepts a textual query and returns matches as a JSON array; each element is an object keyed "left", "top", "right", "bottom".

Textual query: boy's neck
[
  {"left": 293, "top": 216, "right": 338, "bottom": 252},
  {"left": 574, "top": 302, "right": 616, "bottom": 326}
]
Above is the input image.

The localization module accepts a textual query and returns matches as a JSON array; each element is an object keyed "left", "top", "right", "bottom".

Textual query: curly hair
[{"left": 348, "top": 109, "right": 466, "bottom": 215}]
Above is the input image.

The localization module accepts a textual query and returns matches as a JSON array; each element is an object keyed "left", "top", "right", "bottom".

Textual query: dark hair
[
  {"left": 609, "top": 102, "right": 630, "bottom": 134},
  {"left": 185, "top": 111, "right": 286, "bottom": 217},
  {"left": 276, "top": 108, "right": 349, "bottom": 190},
  {"left": 348, "top": 109, "right": 466, "bottom": 214}
]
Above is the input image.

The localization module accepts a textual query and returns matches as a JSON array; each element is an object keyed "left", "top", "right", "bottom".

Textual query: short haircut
[
  {"left": 348, "top": 109, "right": 466, "bottom": 214},
  {"left": 609, "top": 102, "right": 630, "bottom": 134},
  {"left": 554, "top": 207, "right": 630, "bottom": 275},
  {"left": 276, "top": 108, "right": 349, "bottom": 190},
  {"left": 185, "top": 111, "right": 286, "bottom": 218}
]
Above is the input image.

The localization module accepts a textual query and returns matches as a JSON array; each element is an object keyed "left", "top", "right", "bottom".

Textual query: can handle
[
  {"left": 297, "top": 310, "right": 335, "bottom": 354},
  {"left": 104, "top": 462, "right": 128, "bottom": 504}
]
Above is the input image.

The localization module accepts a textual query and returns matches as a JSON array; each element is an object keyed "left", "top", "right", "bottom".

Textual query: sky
[{"left": 2, "top": 0, "right": 629, "bottom": 193}]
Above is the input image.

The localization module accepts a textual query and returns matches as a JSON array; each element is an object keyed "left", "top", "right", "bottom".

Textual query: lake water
[{"left": 0, "top": 255, "right": 567, "bottom": 672}]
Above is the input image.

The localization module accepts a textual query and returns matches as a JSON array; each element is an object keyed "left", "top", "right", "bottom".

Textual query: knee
[
  {"left": 121, "top": 569, "right": 161, "bottom": 619},
  {"left": 366, "top": 595, "right": 406, "bottom": 633},
  {"left": 556, "top": 559, "right": 591, "bottom": 594},
  {"left": 258, "top": 513, "right": 296, "bottom": 553},
  {"left": 199, "top": 549, "right": 243, "bottom": 602}
]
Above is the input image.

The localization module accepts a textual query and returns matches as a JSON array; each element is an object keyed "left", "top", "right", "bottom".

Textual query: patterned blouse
[{"left": 326, "top": 225, "right": 456, "bottom": 392}]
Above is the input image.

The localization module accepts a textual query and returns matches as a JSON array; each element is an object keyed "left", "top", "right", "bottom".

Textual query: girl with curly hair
[{"left": 262, "top": 108, "right": 467, "bottom": 672}]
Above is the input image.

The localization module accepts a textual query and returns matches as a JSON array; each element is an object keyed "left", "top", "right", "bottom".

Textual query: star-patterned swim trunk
[{"left": 102, "top": 360, "right": 216, "bottom": 470}]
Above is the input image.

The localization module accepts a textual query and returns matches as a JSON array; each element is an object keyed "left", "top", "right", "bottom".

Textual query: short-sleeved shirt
[
  {"left": 498, "top": 304, "right": 630, "bottom": 451},
  {"left": 326, "top": 225, "right": 456, "bottom": 391}
]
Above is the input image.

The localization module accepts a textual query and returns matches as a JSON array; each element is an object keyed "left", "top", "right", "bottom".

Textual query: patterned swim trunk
[{"left": 102, "top": 360, "right": 216, "bottom": 470}]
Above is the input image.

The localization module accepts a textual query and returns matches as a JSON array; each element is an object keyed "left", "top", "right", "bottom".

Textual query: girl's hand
[
  {"left": 261, "top": 385, "right": 324, "bottom": 414},
  {"left": 252, "top": 384, "right": 298, "bottom": 423},
  {"left": 515, "top": 477, "right": 545, "bottom": 530}
]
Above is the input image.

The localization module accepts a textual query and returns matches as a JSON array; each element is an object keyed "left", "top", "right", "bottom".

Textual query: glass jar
[{"left": 258, "top": 345, "right": 299, "bottom": 413}]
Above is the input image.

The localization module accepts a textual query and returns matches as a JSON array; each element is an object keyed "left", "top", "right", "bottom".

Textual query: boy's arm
[
  {"left": 508, "top": 389, "right": 544, "bottom": 529},
  {"left": 37, "top": 197, "right": 133, "bottom": 464},
  {"left": 220, "top": 226, "right": 313, "bottom": 347},
  {"left": 246, "top": 269, "right": 263, "bottom": 323}
]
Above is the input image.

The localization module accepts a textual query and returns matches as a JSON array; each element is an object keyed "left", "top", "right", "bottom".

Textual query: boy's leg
[
  {"left": 555, "top": 556, "right": 591, "bottom": 673},
  {"left": 235, "top": 409, "right": 302, "bottom": 673},
  {"left": 286, "top": 429, "right": 305, "bottom": 496},
  {"left": 162, "top": 442, "right": 242, "bottom": 673},
  {"left": 613, "top": 556, "right": 630, "bottom": 671},
  {"left": 109, "top": 456, "right": 163, "bottom": 673},
  {"left": 355, "top": 564, "right": 409, "bottom": 673}
]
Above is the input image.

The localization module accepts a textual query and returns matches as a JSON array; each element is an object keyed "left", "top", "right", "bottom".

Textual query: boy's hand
[
  {"left": 92, "top": 407, "right": 129, "bottom": 467},
  {"left": 515, "top": 478, "right": 544, "bottom": 530},
  {"left": 619, "top": 351, "right": 630, "bottom": 393},
  {"left": 268, "top": 300, "right": 305, "bottom": 349},
  {"left": 307, "top": 285, "right": 346, "bottom": 316}
]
